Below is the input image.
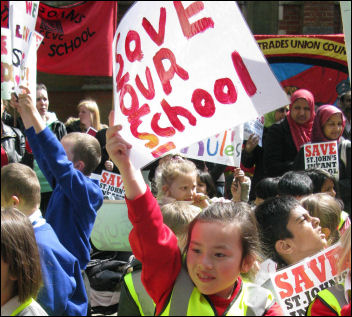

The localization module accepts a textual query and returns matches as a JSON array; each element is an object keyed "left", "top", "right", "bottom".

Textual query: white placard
[
  {"left": 112, "top": 1, "right": 289, "bottom": 169},
  {"left": 304, "top": 141, "right": 339, "bottom": 179},
  {"left": 9, "top": 1, "right": 39, "bottom": 97},
  {"left": 243, "top": 116, "right": 265, "bottom": 147},
  {"left": 180, "top": 125, "right": 243, "bottom": 167},
  {"left": 270, "top": 243, "right": 348, "bottom": 315},
  {"left": 1, "top": 28, "right": 12, "bottom": 100}
]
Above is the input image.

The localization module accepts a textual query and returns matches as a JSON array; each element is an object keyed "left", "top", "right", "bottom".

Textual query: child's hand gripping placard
[{"left": 112, "top": 1, "right": 289, "bottom": 169}]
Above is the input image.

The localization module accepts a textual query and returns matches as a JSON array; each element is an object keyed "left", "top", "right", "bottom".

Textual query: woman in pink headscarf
[
  {"left": 294, "top": 104, "right": 350, "bottom": 213},
  {"left": 263, "top": 89, "right": 315, "bottom": 177}
]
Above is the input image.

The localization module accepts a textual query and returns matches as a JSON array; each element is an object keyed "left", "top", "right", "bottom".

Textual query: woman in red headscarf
[
  {"left": 294, "top": 104, "right": 350, "bottom": 213},
  {"left": 263, "top": 89, "right": 315, "bottom": 177}
]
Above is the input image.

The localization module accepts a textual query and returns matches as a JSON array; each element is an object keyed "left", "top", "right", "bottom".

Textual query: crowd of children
[{"left": 1, "top": 83, "right": 351, "bottom": 316}]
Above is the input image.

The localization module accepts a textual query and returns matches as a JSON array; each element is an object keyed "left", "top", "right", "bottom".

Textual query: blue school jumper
[
  {"left": 25, "top": 126, "right": 103, "bottom": 270},
  {"left": 31, "top": 210, "right": 88, "bottom": 315}
]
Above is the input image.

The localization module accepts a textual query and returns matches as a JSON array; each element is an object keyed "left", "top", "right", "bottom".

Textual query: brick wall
[{"left": 278, "top": 1, "right": 342, "bottom": 35}]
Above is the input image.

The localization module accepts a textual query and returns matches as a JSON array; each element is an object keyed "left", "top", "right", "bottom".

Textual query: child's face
[
  {"left": 187, "top": 221, "right": 251, "bottom": 298},
  {"left": 323, "top": 113, "right": 344, "bottom": 140},
  {"left": 164, "top": 173, "right": 197, "bottom": 201},
  {"left": 196, "top": 178, "right": 207, "bottom": 195},
  {"left": 321, "top": 178, "right": 336, "bottom": 197},
  {"left": 285, "top": 205, "right": 328, "bottom": 263}
]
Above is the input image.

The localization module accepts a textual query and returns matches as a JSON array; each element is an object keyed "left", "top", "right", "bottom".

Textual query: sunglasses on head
[{"left": 278, "top": 107, "right": 288, "bottom": 113}]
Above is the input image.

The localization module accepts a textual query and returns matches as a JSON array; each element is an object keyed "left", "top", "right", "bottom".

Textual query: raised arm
[
  {"left": 16, "top": 87, "right": 46, "bottom": 133},
  {"left": 105, "top": 111, "right": 147, "bottom": 200}
]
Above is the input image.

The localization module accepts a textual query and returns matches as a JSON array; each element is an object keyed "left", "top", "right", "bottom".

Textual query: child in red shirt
[{"left": 106, "top": 115, "right": 283, "bottom": 315}]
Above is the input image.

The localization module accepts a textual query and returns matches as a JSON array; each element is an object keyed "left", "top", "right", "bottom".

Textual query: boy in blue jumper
[
  {"left": 16, "top": 87, "right": 104, "bottom": 271},
  {"left": 1, "top": 163, "right": 88, "bottom": 315}
]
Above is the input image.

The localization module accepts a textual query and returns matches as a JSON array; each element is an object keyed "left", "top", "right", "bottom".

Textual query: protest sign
[
  {"left": 180, "top": 125, "right": 243, "bottom": 167},
  {"left": 35, "top": 1, "right": 117, "bottom": 76},
  {"left": 243, "top": 116, "right": 264, "bottom": 147},
  {"left": 255, "top": 34, "right": 348, "bottom": 106},
  {"left": 9, "top": 1, "right": 39, "bottom": 96},
  {"left": 1, "top": 27, "right": 12, "bottom": 100},
  {"left": 112, "top": 1, "right": 289, "bottom": 169},
  {"left": 270, "top": 243, "right": 348, "bottom": 316},
  {"left": 99, "top": 170, "right": 125, "bottom": 200},
  {"left": 304, "top": 141, "right": 339, "bottom": 179},
  {"left": 90, "top": 200, "right": 132, "bottom": 252}
]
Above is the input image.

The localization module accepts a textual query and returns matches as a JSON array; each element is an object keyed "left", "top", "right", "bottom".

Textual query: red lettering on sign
[
  {"left": 291, "top": 265, "right": 314, "bottom": 293},
  {"left": 120, "top": 84, "right": 139, "bottom": 116},
  {"left": 153, "top": 48, "right": 189, "bottom": 95},
  {"left": 308, "top": 255, "right": 327, "bottom": 283},
  {"left": 115, "top": 33, "right": 130, "bottom": 92},
  {"left": 305, "top": 144, "right": 312, "bottom": 157},
  {"left": 320, "top": 143, "right": 329, "bottom": 155},
  {"left": 128, "top": 104, "right": 159, "bottom": 149},
  {"left": 274, "top": 272, "right": 293, "bottom": 299},
  {"left": 142, "top": 7, "right": 166, "bottom": 46},
  {"left": 100, "top": 171, "right": 108, "bottom": 183},
  {"left": 325, "top": 248, "right": 338, "bottom": 276},
  {"left": 151, "top": 113, "right": 176, "bottom": 137},
  {"left": 329, "top": 142, "right": 337, "bottom": 155},
  {"left": 173, "top": 1, "right": 214, "bottom": 39},
  {"left": 231, "top": 51, "right": 257, "bottom": 97},
  {"left": 192, "top": 89, "right": 215, "bottom": 117},
  {"left": 125, "top": 30, "right": 143, "bottom": 62},
  {"left": 135, "top": 67, "right": 155, "bottom": 100},
  {"left": 161, "top": 99, "right": 196, "bottom": 132},
  {"left": 115, "top": 176, "right": 123, "bottom": 187},
  {"left": 214, "top": 78, "right": 237, "bottom": 104},
  {"left": 107, "top": 174, "right": 116, "bottom": 186},
  {"left": 151, "top": 142, "right": 176, "bottom": 158}
]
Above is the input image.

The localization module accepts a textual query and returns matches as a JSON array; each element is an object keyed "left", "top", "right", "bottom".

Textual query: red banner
[{"left": 35, "top": 1, "right": 117, "bottom": 76}]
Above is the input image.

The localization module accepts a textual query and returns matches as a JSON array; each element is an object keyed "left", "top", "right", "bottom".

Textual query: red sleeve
[
  {"left": 308, "top": 297, "right": 339, "bottom": 316},
  {"left": 264, "top": 302, "right": 284, "bottom": 316},
  {"left": 126, "top": 186, "right": 181, "bottom": 315},
  {"left": 340, "top": 302, "right": 351, "bottom": 316}
]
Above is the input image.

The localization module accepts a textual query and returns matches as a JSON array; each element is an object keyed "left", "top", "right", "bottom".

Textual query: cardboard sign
[
  {"left": 270, "top": 243, "right": 348, "bottom": 315},
  {"left": 9, "top": 1, "right": 39, "bottom": 96},
  {"left": 112, "top": 1, "right": 289, "bottom": 169},
  {"left": 90, "top": 200, "right": 132, "bottom": 252},
  {"left": 243, "top": 116, "right": 265, "bottom": 147},
  {"left": 1, "top": 27, "right": 12, "bottom": 100},
  {"left": 99, "top": 170, "right": 125, "bottom": 200},
  {"left": 180, "top": 125, "right": 243, "bottom": 167},
  {"left": 304, "top": 141, "right": 339, "bottom": 179}
]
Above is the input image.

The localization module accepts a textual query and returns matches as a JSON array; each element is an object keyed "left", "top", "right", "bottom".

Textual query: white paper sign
[
  {"left": 1, "top": 28, "right": 12, "bottom": 100},
  {"left": 99, "top": 170, "right": 125, "bottom": 200},
  {"left": 9, "top": 1, "right": 39, "bottom": 96},
  {"left": 304, "top": 141, "right": 339, "bottom": 179},
  {"left": 243, "top": 116, "right": 265, "bottom": 147},
  {"left": 180, "top": 125, "right": 243, "bottom": 167},
  {"left": 270, "top": 243, "right": 348, "bottom": 316},
  {"left": 112, "top": 1, "right": 289, "bottom": 169}
]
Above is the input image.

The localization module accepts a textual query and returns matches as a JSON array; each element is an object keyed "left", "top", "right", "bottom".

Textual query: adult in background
[
  {"left": 26, "top": 83, "right": 67, "bottom": 216},
  {"left": 1, "top": 99, "right": 26, "bottom": 167},
  {"left": 241, "top": 106, "right": 288, "bottom": 201},
  {"left": 263, "top": 89, "right": 315, "bottom": 177},
  {"left": 65, "top": 99, "right": 107, "bottom": 134},
  {"left": 294, "top": 105, "right": 350, "bottom": 214},
  {"left": 336, "top": 79, "right": 351, "bottom": 140}
]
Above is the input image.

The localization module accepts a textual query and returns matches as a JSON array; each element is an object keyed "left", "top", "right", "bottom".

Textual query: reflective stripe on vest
[
  {"left": 338, "top": 211, "right": 350, "bottom": 231},
  {"left": 160, "top": 266, "right": 275, "bottom": 316},
  {"left": 10, "top": 298, "right": 33, "bottom": 316},
  {"left": 307, "top": 284, "right": 347, "bottom": 316},
  {"left": 124, "top": 270, "right": 155, "bottom": 316}
]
